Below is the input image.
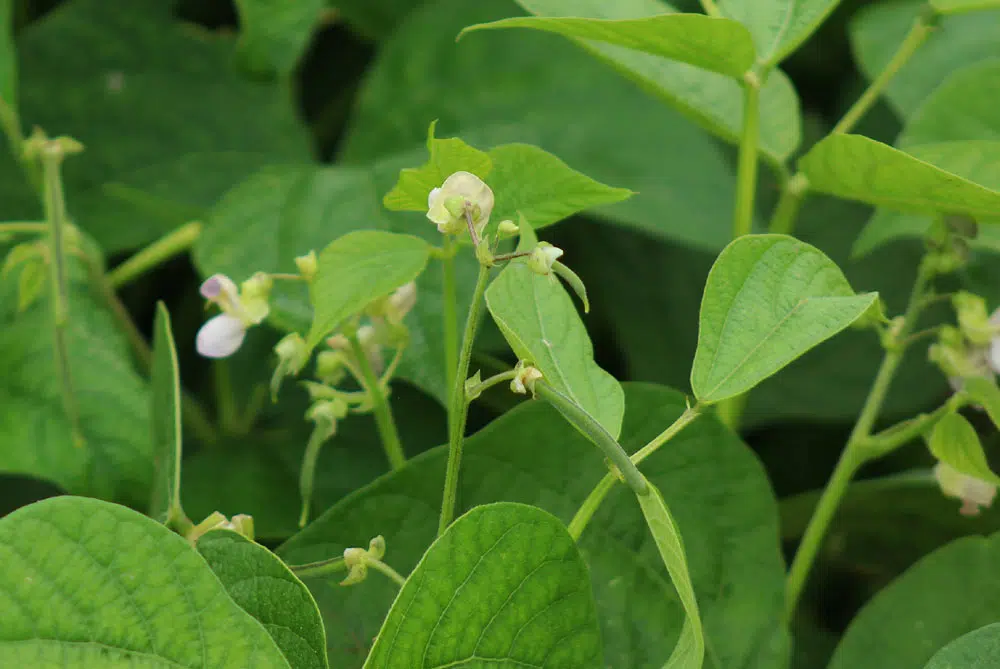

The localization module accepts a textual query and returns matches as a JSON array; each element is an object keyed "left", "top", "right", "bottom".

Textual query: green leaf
[
  {"left": 964, "top": 378, "right": 1000, "bottom": 431},
  {"left": 691, "top": 234, "right": 877, "bottom": 404},
  {"left": 150, "top": 302, "right": 183, "bottom": 525},
  {"left": 197, "top": 529, "right": 329, "bottom": 669},
  {"left": 719, "top": 0, "right": 841, "bottom": 65},
  {"left": 329, "top": 0, "right": 424, "bottom": 40},
  {"left": 234, "top": 0, "right": 324, "bottom": 76},
  {"left": 342, "top": 0, "right": 752, "bottom": 252},
  {"left": 509, "top": 0, "right": 801, "bottom": 163},
  {"left": 278, "top": 384, "right": 789, "bottom": 669},
  {"left": 307, "top": 230, "right": 432, "bottom": 348},
  {"left": 0, "top": 496, "right": 291, "bottom": 667},
  {"left": 486, "top": 222, "right": 625, "bottom": 438},
  {"left": 636, "top": 478, "right": 704, "bottom": 669},
  {"left": 853, "top": 142, "right": 1000, "bottom": 257},
  {"left": 850, "top": 0, "right": 1000, "bottom": 118},
  {"left": 829, "top": 531, "right": 1000, "bottom": 669},
  {"left": 928, "top": 411, "right": 1000, "bottom": 485},
  {"left": 0, "top": 0, "right": 310, "bottom": 253},
  {"left": 900, "top": 61, "right": 1000, "bottom": 148},
  {"left": 0, "top": 0, "right": 14, "bottom": 107},
  {"left": 364, "top": 503, "right": 603, "bottom": 668},
  {"left": 0, "top": 256, "right": 152, "bottom": 504},
  {"left": 462, "top": 13, "right": 756, "bottom": 79},
  {"left": 800, "top": 134, "right": 1000, "bottom": 217},
  {"left": 925, "top": 623, "right": 1000, "bottom": 668},
  {"left": 930, "top": 0, "right": 1000, "bottom": 14},
  {"left": 384, "top": 124, "right": 493, "bottom": 212}
]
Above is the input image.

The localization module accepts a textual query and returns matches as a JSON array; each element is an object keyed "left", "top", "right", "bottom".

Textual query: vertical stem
[
  {"left": 831, "top": 14, "right": 936, "bottom": 136},
  {"left": 441, "top": 236, "right": 459, "bottom": 403},
  {"left": 784, "top": 260, "right": 934, "bottom": 618},
  {"left": 767, "top": 173, "right": 810, "bottom": 236},
  {"left": 438, "top": 264, "right": 490, "bottom": 536},
  {"left": 732, "top": 73, "right": 761, "bottom": 240},
  {"left": 348, "top": 332, "right": 406, "bottom": 470},
  {"left": 213, "top": 361, "right": 240, "bottom": 432},
  {"left": 40, "top": 147, "right": 83, "bottom": 447}
]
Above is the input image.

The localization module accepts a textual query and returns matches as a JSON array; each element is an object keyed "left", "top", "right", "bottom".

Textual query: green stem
[
  {"left": 535, "top": 380, "right": 649, "bottom": 496},
  {"left": 733, "top": 74, "right": 761, "bottom": 239},
  {"left": 0, "top": 98, "right": 41, "bottom": 194},
  {"left": 0, "top": 222, "right": 46, "bottom": 235},
  {"left": 863, "top": 400, "right": 958, "bottom": 457},
  {"left": 567, "top": 406, "right": 701, "bottom": 541},
  {"left": 441, "top": 237, "right": 459, "bottom": 403},
  {"left": 290, "top": 556, "right": 348, "bottom": 580},
  {"left": 831, "top": 14, "right": 936, "bottom": 136},
  {"left": 784, "top": 259, "right": 934, "bottom": 619},
  {"left": 767, "top": 173, "right": 810, "bottom": 236},
  {"left": 107, "top": 221, "right": 202, "bottom": 289},
  {"left": 699, "top": 0, "right": 722, "bottom": 17},
  {"left": 40, "top": 147, "right": 83, "bottom": 447},
  {"left": 213, "top": 361, "right": 240, "bottom": 432},
  {"left": 367, "top": 558, "right": 407, "bottom": 587},
  {"left": 465, "top": 369, "right": 518, "bottom": 400},
  {"left": 438, "top": 264, "right": 490, "bottom": 536},
  {"left": 348, "top": 332, "right": 405, "bottom": 470}
]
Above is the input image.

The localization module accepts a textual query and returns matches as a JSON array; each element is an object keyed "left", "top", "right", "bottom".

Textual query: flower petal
[
  {"left": 196, "top": 313, "right": 246, "bottom": 358},
  {"left": 989, "top": 337, "right": 1000, "bottom": 374}
]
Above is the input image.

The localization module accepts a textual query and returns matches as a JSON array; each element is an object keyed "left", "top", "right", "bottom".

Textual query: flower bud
[
  {"left": 295, "top": 250, "right": 318, "bottom": 282},
  {"left": 426, "top": 171, "right": 494, "bottom": 237},
  {"left": 935, "top": 462, "right": 997, "bottom": 516},
  {"left": 510, "top": 360, "right": 543, "bottom": 395},
  {"left": 953, "top": 292, "right": 994, "bottom": 346},
  {"left": 271, "top": 333, "right": 310, "bottom": 400},
  {"left": 387, "top": 282, "right": 417, "bottom": 324},
  {"left": 316, "top": 350, "right": 349, "bottom": 385},
  {"left": 239, "top": 272, "right": 273, "bottom": 325},
  {"left": 497, "top": 219, "right": 520, "bottom": 238},
  {"left": 528, "top": 242, "right": 564, "bottom": 276}
]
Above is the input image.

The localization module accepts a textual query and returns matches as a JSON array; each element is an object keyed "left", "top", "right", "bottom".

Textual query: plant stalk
[
  {"left": 441, "top": 236, "right": 459, "bottom": 403},
  {"left": 348, "top": 332, "right": 405, "bottom": 470},
  {"left": 733, "top": 73, "right": 761, "bottom": 240},
  {"left": 438, "top": 264, "right": 490, "bottom": 535},
  {"left": 107, "top": 220, "right": 202, "bottom": 289},
  {"left": 784, "top": 260, "right": 934, "bottom": 618}
]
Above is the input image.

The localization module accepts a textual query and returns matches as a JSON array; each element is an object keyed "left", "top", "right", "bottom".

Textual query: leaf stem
[
  {"left": 831, "top": 13, "right": 936, "bottom": 136},
  {"left": 107, "top": 221, "right": 203, "bottom": 289},
  {"left": 40, "top": 146, "right": 84, "bottom": 447},
  {"left": 766, "top": 173, "right": 810, "bottom": 235},
  {"left": 784, "top": 258, "right": 934, "bottom": 618},
  {"left": 733, "top": 73, "right": 761, "bottom": 239},
  {"left": 535, "top": 380, "right": 649, "bottom": 496},
  {"left": 441, "top": 236, "right": 459, "bottom": 403},
  {"left": 0, "top": 221, "right": 46, "bottom": 235},
  {"left": 567, "top": 405, "right": 701, "bottom": 541},
  {"left": 438, "top": 264, "right": 490, "bottom": 536},
  {"left": 348, "top": 331, "right": 405, "bottom": 470},
  {"left": 367, "top": 557, "right": 407, "bottom": 587},
  {"left": 465, "top": 369, "right": 518, "bottom": 399}
]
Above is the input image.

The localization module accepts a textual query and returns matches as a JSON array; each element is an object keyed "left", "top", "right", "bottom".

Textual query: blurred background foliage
[{"left": 3, "top": 1, "right": 1000, "bottom": 666}]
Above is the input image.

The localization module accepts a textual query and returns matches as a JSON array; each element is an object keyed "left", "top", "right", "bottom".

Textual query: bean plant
[{"left": 3, "top": 0, "right": 1000, "bottom": 667}]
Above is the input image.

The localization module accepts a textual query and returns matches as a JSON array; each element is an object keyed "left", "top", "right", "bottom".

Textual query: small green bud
[
  {"left": 316, "top": 350, "right": 349, "bottom": 385},
  {"left": 527, "top": 242, "right": 564, "bottom": 276},
  {"left": 953, "top": 292, "right": 994, "bottom": 346},
  {"left": 271, "top": 333, "right": 310, "bottom": 400},
  {"left": 294, "top": 250, "right": 318, "bottom": 282},
  {"left": 497, "top": 219, "right": 519, "bottom": 238}
]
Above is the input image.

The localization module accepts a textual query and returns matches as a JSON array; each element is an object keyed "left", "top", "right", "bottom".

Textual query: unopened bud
[
  {"left": 295, "top": 250, "right": 318, "bottom": 282},
  {"left": 510, "top": 361, "right": 543, "bottom": 395},
  {"left": 528, "top": 242, "right": 564, "bottom": 276},
  {"left": 497, "top": 220, "right": 519, "bottom": 238},
  {"left": 271, "top": 333, "right": 310, "bottom": 400}
]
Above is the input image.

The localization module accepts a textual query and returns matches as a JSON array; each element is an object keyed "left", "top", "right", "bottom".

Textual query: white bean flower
[
  {"left": 528, "top": 242, "right": 564, "bottom": 276},
  {"left": 196, "top": 273, "right": 271, "bottom": 359},
  {"left": 934, "top": 462, "right": 997, "bottom": 516},
  {"left": 426, "top": 171, "right": 494, "bottom": 236}
]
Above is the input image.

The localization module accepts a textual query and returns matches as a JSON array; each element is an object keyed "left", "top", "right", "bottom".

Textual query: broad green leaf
[
  {"left": 0, "top": 0, "right": 310, "bottom": 253},
  {"left": 0, "top": 0, "right": 14, "bottom": 107},
  {"left": 278, "top": 384, "right": 789, "bottom": 669},
  {"left": 853, "top": 142, "right": 1000, "bottom": 257},
  {"left": 307, "top": 230, "right": 432, "bottom": 348},
  {"left": 329, "top": 0, "right": 424, "bottom": 40},
  {"left": 364, "top": 503, "right": 603, "bottom": 668},
  {"left": 574, "top": 198, "right": 946, "bottom": 426},
  {"left": 900, "top": 61, "right": 1000, "bottom": 148},
  {"left": 691, "top": 234, "right": 877, "bottom": 404},
  {"left": 966, "top": 377, "right": 1000, "bottom": 430},
  {"left": 928, "top": 412, "right": 1000, "bottom": 485},
  {"left": 234, "top": 0, "right": 324, "bottom": 76},
  {"left": 341, "top": 0, "right": 780, "bottom": 253},
  {"left": 636, "top": 478, "right": 704, "bottom": 669},
  {"left": 0, "top": 496, "right": 291, "bottom": 668},
  {"left": 384, "top": 124, "right": 493, "bottom": 212},
  {"left": 800, "top": 135, "right": 1000, "bottom": 217},
  {"left": 150, "top": 302, "right": 183, "bottom": 525},
  {"left": 850, "top": 0, "right": 1000, "bottom": 118},
  {"left": 0, "top": 256, "right": 152, "bottom": 504},
  {"left": 925, "top": 623, "right": 1000, "bottom": 668},
  {"left": 197, "top": 529, "right": 329, "bottom": 669},
  {"left": 719, "top": 0, "right": 841, "bottom": 65},
  {"left": 486, "top": 222, "right": 625, "bottom": 438},
  {"left": 510, "top": 0, "right": 800, "bottom": 163},
  {"left": 931, "top": 0, "right": 1000, "bottom": 14},
  {"left": 829, "top": 531, "right": 1000, "bottom": 669},
  {"left": 781, "top": 470, "right": 1000, "bottom": 577},
  {"left": 461, "top": 13, "right": 756, "bottom": 79}
]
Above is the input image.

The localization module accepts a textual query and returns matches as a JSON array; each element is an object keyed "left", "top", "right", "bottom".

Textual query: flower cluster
[{"left": 195, "top": 273, "right": 272, "bottom": 359}]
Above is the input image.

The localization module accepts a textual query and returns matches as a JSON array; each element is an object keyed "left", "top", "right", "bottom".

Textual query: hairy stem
[
  {"left": 107, "top": 221, "right": 202, "bottom": 289},
  {"left": 784, "top": 260, "right": 934, "bottom": 618},
  {"left": 348, "top": 331, "right": 406, "bottom": 470},
  {"left": 439, "top": 264, "right": 490, "bottom": 536}
]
